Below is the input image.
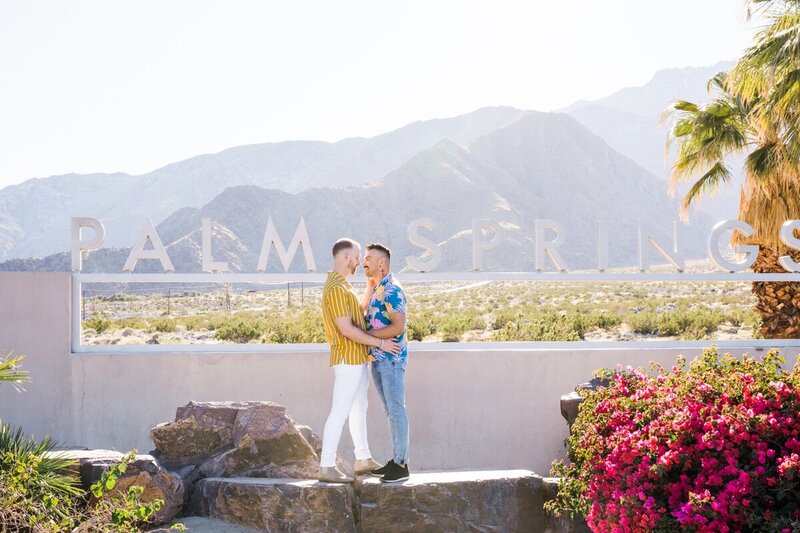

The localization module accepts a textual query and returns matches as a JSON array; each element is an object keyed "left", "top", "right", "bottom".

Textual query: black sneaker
[
  {"left": 370, "top": 459, "right": 394, "bottom": 477},
  {"left": 380, "top": 461, "right": 409, "bottom": 483}
]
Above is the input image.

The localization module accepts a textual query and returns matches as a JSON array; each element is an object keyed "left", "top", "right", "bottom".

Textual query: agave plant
[
  {"left": 0, "top": 422, "right": 83, "bottom": 530},
  {"left": 0, "top": 354, "right": 83, "bottom": 530},
  {"left": 0, "top": 352, "right": 29, "bottom": 392}
]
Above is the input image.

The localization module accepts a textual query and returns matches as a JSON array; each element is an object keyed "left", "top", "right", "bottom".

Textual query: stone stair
[{"left": 185, "top": 470, "right": 588, "bottom": 533}]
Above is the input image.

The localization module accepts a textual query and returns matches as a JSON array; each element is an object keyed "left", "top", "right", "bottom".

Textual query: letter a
[{"left": 123, "top": 218, "right": 175, "bottom": 272}]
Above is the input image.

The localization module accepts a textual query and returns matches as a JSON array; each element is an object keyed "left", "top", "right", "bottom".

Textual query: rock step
[
  {"left": 191, "top": 471, "right": 588, "bottom": 533},
  {"left": 191, "top": 477, "right": 358, "bottom": 533}
]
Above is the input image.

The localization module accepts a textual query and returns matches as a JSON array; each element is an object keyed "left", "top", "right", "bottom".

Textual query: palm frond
[
  {"left": 745, "top": 141, "right": 784, "bottom": 179},
  {"left": 679, "top": 161, "right": 732, "bottom": 216},
  {"left": 667, "top": 96, "right": 749, "bottom": 187}
]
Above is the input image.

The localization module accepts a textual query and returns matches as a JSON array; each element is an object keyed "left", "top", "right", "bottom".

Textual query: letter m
[{"left": 256, "top": 217, "right": 317, "bottom": 272}]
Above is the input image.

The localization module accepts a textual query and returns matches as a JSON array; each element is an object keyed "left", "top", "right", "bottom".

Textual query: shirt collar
[
  {"left": 378, "top": 272, "right": 393, "bottom": 286},
  {"left": 328, "top": 270, "right": 351, "bottom": 286}
]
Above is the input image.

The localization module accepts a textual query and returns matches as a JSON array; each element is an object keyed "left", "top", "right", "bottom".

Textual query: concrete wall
[{"left": 1, "top": 273, "right": 798, "bottom": 475}]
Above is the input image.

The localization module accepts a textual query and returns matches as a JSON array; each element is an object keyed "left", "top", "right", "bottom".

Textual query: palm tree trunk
[{"left": 751, "top": 246, "right": 800, "bottom": 338}]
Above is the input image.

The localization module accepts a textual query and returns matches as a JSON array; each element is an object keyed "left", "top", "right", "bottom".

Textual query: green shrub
[
  {"left": 407, "top": 311, "right": 437, "bottom": 341},
  {"left": 626, "top": 309, "right": 728, "bottom": 339},
  {"left": 148, "top": 317, "right": 176, "bottom": 333},
  {"left": 84, "top": 313, "right": 111, "bottom": 334},
  {"left": 492, "top": 313, "right": 581, "bottom": 341},
  {"left": 215, "top": 319, "right": 263, "bottom": 342},
  {"left": 0, "top": 356, "right": 183, "bottom": 532},
  {"left": 97, "top": 293, "right": 133, "bottom": 302},
  {"left": 491, "top": 308, "right": 522, "bottom": 330},
  {"left": 76, "top": 450, "right": 185, "bottom": 533},
  {"left": 112, "top": 317, "right": 149, "bottom": 330},
  {"left": 440, "top": 313, "right": 483, "bottom": 342},
  {"left": 0, "top": 423, "right": 83, "bottom": 531},
  {"left": 571, "top": 313, "right": 621, "bottom": 338}
]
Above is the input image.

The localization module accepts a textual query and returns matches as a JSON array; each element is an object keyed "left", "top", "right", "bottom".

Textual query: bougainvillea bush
[{"left": 546, "top": 347, "right": 800, "bottom": 532}]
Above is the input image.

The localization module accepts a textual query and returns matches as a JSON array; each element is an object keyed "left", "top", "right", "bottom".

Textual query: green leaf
[
  {"left": 673, "top": 100, "right": 698, "bottom": 112},
  {"left": 105, "top": 477, "right": 116, "bottom": 490},
  {"left": 674, "top": 122, "right": 693, "bottom": 137},
  {"left": 706, "top": 103, "right": 731, "bottom": 117},
  {"left": 117, "top": 462, "right": 127, "bottom": 474}
]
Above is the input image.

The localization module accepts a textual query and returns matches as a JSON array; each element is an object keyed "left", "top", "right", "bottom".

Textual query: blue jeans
[{"left": 371, "top": 358, "right": 409, "bottom": 464}]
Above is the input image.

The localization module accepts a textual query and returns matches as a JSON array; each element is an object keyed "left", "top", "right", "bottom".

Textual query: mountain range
[
  {"left": 563, "top": 61, "right": 741, "bottom": 221},
  {"left": 0, "top": 62, "right": 740, "bottom": 271}
]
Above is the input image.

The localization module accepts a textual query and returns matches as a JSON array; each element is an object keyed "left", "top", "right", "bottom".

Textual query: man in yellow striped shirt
[{"left": 318, "top": 238, "right": 401, "bottom": 483}]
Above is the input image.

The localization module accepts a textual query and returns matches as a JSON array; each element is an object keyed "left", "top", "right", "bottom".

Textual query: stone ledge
[
  {"left": 359, "top": 469, "right": 545, "bottom": 532},
  {"left": 191, "top": 477, "right": 357, "bottom": 533},
  {"left": 189, "top": 470, "right": 588, "bottom": 532}
]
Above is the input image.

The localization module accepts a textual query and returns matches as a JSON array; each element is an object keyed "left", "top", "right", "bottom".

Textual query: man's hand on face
[{"left": 366, "top": 276, "right": 377, "bottom": 290}]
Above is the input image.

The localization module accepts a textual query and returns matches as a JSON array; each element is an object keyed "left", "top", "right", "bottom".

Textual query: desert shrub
[
  {"left": 547, "top": 347, "right": 800, "bottom": 532},
  {"left": 97, "top": 293, "right": 133, "bottom": 302},
  {"left": 492, "top": 313, "right": 581, "bottom": 341},
  {"left": 0, "top": 358, "right": 183, "bottom": 533},
  {"left": 440, "top": 313, "right": 483, "bottom": 342},
  {"left": 75, "top": 451, "right": 185, "bottom": 533},
  {"left": 112, "top": 317, "right": 149, "bottom": 331},
  {"left": 148, "top": 317, "right": 176, "bottom": 333},
  {"left": 84, "top": 313, "right": 111, "bottom": 334},
  {"left": 0, "top": 423, "right": 83, "bottom": 532},
  {"left": 571, "top": 313, "right": 622, "bottom": 338},
  {"left": 215, "top": 319, "right": 263, "bottom": 342},
  {"left": 179, "top": 314, "right": 210, "bottom": 331},
  {"left": 491, "top": 308, "right": 522, "bottom": 330},
  {"left": 407, "top": 311, "right": 437, "bottom": 341},
  {"left": 627, "top": 310, "right": 728, "bottom": 339}
]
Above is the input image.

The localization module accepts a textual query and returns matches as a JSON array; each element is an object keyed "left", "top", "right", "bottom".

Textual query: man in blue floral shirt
[{"left": 361, "top": 242, "right": 410, "bottom": 483}]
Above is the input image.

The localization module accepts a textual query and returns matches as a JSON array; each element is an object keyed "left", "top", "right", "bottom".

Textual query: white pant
[{"left": 320, "top": 363, "right": 372, "bottom": 467}]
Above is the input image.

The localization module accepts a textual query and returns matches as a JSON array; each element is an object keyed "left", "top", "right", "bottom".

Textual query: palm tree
[
  {"left": 666, "top": 0, "right": 800, "bottom": 338},
  {"left": 732, "top": 0, "right": 800, "bottom": 141},
  {"left": 667, "top": 74, "right": 800, "bottom": 338}
]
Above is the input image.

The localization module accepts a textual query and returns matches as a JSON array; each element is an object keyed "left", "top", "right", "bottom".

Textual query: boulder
[
  {"left": 190, "top": 477, "right": 357, "bottom": 533},
  {"left": 195, "top": 403, "right": 318, "bottom": 479},
  {"left": 560, "top": 377, "right": 611, "bottom": 431},
  {"left": 53, "top": 449, "right": 184, "bottom": 525},
  {"left": 560, "top": 391, "right": 584, "bottom": 430},
  {"left": 151, "top": 401, "right": 321, "bottom": 502},
  {"left": 297, "top": 425, "right": 321, "bottom": 456},
  {"left": 359, "top": 470, "right": 546, "bottom": 533},
  {"left": 151, "top": 401, "right": 249, "bottom": 467}
]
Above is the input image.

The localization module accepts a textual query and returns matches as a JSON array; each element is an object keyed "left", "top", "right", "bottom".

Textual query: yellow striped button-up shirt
[{"left": 322, "top": 270, "right": 369, "bottom": 366}]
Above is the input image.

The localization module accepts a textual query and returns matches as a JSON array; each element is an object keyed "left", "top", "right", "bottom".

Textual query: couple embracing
[{"left": 318, "top": 238, "right": 410, "bottom": 484}]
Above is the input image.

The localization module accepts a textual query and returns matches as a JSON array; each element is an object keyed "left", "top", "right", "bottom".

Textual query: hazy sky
[{"left": 0, "top": 1, "right": 761, "bottom": 189}]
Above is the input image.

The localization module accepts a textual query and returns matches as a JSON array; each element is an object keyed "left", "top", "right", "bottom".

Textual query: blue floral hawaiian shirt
[{"left": 365, "top": 273, "right": 408, "bottom": 367}]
